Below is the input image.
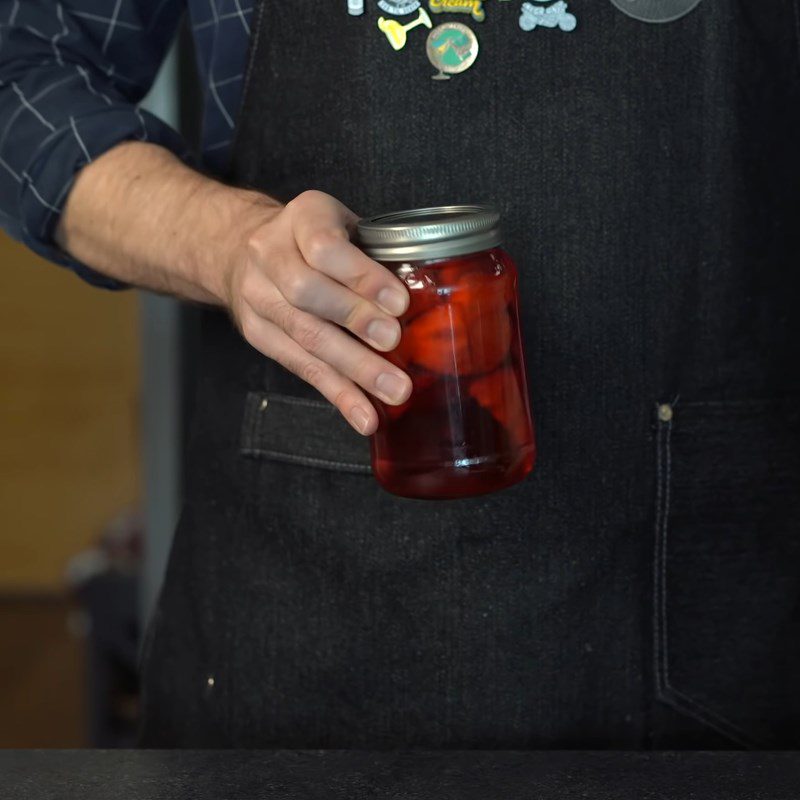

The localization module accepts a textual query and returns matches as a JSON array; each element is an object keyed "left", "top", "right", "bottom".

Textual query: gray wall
[{"left": 139, "top": 42, "right": 182, "bottom": 624}]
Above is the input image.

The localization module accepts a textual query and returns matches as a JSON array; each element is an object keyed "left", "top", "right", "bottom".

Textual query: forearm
[
  {"left": 56, "top": 142, "right": 412, "bottom": 435},
  {"left": 55, "top": 142, "right": 280, "bottom": 304}
]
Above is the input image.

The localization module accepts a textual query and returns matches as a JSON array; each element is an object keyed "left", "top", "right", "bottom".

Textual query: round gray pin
[
  {"left": 377, "top": 0, "right": 420, "bottom": 15},
  {"left": 608, "top": 0, "right": 703, "bottom": 24}
]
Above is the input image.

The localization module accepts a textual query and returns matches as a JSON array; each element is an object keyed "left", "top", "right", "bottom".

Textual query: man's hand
[
  {"left": 56, "top": 143, "right": 411, "bottom": 435},
  {"left": 227, "top": 190, "right": 411, "bottom": 435}
]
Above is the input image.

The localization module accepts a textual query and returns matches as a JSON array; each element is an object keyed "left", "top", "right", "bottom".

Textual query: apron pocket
[
  {"left": 240, "top": 391, "right": 372, "bottom": 473},
  {"left": 653, "top": 398, "right": 800, "bottom": 748}
]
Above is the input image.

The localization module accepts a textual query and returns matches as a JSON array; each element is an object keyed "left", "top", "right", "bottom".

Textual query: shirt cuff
[{"left": 18, "top": 106, "right": 194, "bottom": 290}]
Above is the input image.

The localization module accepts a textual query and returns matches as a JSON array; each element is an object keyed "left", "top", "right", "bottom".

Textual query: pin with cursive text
[{"left": 429, "top": 0, "right": 485, "bottom": 22}]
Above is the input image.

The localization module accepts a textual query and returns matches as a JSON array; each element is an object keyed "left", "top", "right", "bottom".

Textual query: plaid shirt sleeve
[{"left": 0, "top": 0, "right": 190, "bottom": 287}]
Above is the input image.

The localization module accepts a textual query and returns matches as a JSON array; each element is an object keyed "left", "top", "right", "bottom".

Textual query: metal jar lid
[{"left": 357, "top": 205, "right": 502, "bottom": 262}]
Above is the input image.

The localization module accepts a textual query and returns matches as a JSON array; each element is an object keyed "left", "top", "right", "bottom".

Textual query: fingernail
[
  {"left": 376, "top": 372, "right": 410, "bottom": 404},
  {"left": 349, "top": 406, "right": 372, "bottom": 435},
  {"left": 377, "top": 287, "right": 408, "bottom": 316},
  {"left": 366, "top": 318, "right": 399, "bottom": 350}
]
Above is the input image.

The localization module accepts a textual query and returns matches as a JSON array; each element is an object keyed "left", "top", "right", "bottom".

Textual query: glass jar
[{"left": 357, "top": 205, "right": 536, "bottom": 499}]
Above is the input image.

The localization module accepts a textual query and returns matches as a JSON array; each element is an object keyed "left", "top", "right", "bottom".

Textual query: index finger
[{"left": 289, "top": 194, "right": 410, "bottom": 317}]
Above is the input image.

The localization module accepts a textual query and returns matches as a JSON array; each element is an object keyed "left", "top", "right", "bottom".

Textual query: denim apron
[{"left": 139, "top": 0, "right": 800, "bottom": 749}]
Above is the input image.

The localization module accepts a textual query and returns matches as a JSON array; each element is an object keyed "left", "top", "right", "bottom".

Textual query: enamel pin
[
  {"left": 426, "top": 22, "right": 479, "bottom": 80},
  {"left": 379, "top": 7, "right": 433, "bottom": 50},
  {"left": 519, "top": 1, "right": 577, "bottom": 32},
  {"left": 608, "top": 0, "right": 703, "bottom": 23},
  {"left": 428, "top": 0, "right": 486, "bottom": 23},
  {"left": 378, "top": 0, "right": 422, "bottom": 15}
]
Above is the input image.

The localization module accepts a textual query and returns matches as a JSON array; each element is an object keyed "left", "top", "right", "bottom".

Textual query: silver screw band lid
[{"left": 357, "top": 205, "right": 502, "bottom": 262}]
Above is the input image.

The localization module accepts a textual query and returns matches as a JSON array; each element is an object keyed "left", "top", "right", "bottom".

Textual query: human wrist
[{"left": 183, "top": 180, "right": 281, "bottom": 307}]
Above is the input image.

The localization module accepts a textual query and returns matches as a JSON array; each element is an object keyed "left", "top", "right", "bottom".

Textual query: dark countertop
[{"left": 2, "top": 750, "right": 799, "bottom": 799}]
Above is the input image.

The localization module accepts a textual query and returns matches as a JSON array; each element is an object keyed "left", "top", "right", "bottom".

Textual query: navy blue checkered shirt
[{"left": 0, "top": 0, "right": 253, "bottom": 286}]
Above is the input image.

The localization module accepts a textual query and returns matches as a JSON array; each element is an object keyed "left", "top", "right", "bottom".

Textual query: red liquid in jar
[{"left": 371, "top": 247, "right": 536, "bottom": 499}]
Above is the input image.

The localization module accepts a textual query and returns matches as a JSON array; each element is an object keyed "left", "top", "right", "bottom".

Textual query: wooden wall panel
[
  {"left": 0, "top": 233, "right": 141, "bottom": 591},
  {"left": 0, "top": 596, "right": 87, "bottom": 748}
]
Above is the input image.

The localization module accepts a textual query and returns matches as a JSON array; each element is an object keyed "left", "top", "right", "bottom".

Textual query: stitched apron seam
[
  {"left": 241, "top": 447, "right": 372, "bottom": 472},
  {"left": 653, "top": 402, "right": 762, "bottom": 750}
]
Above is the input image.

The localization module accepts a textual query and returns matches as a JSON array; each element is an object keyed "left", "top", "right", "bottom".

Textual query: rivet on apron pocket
[{"left": 657, "top": 403, "right": 673, "bottom": 423}]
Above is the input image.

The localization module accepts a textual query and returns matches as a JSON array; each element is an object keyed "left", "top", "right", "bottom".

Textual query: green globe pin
[{"left": 426, "top": 22, "right": 479, "bottom": 81}]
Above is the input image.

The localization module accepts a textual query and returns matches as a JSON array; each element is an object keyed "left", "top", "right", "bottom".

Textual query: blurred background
[{"left": 0, "top": 25, "right": 201, "bottom": 748}]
